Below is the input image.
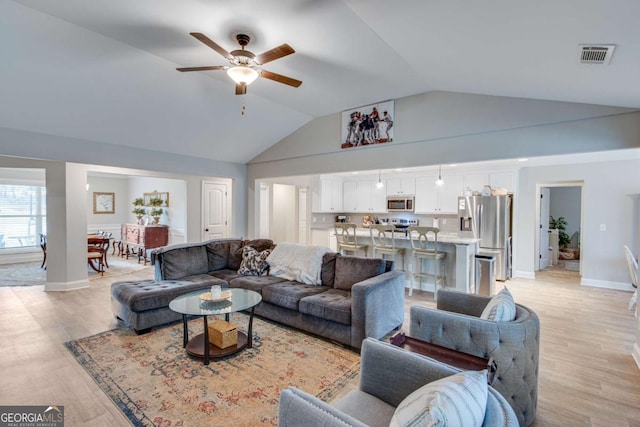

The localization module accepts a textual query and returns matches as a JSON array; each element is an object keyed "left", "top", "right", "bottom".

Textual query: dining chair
[
  {"left": 407, "top": 226, "right": 447, "bottom": 297},
  {"left": 39, "top": 233, "right": 47, "bottom": 270},
  {"left": 88, "top": 245, "right": 105, "bottom": 276},
  {"left": 334, "top": 223, "right": 368, "bottom": 256},
  {"left": 369, "top": 224, "right": 404, "bottom": 264}
]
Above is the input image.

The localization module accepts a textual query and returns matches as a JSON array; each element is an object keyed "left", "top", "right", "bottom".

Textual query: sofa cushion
[
  {"left": 334, "top": 256, "right": 386, "bottom": 291},
  {"left": 209, "top": 269, "right": 242, "bottom": 283},
  {"left": 243, "top": 238, "right": 275, "bottom": 253},
  {"left": 480, "top": 287, "right": 516, "bottom": 322},
  {"left": 262, "top": 281, "right": 331, "bottom": 311},
  {"left": 206, "top": 240, "right": 233, "bottom": 271},
  {"left": 390, "top": 370, "right": 488, "bottom": 427},
  {"left": 227, "top": 240, "right": 245, "bottom": 270},
  {"left": 299, "top": 289, "right": 352, "bottom": 326},
  {"left": 111, "top": 278, "right": 226, "bottom": 312},
  {"left": 238, "top": 246, "right": 272, "bottom": 276},
  {"left": 161, "top": 245, "right": 208, "bottom": 280},
  {"left": 228, "top": 275, "right": 288, "bottom": 294},
  {"left": 321, "top": 252, "right": 341, "bottom": 287}
]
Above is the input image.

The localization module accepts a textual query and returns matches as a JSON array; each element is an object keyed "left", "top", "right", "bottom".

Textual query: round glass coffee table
[{"left": 169, "top": 288, "right": 262, "bottom": 365}]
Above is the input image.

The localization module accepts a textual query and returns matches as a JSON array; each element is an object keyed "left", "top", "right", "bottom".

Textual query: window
[{"left": 0, "top": 185, "right": 46, "bottom": 249}]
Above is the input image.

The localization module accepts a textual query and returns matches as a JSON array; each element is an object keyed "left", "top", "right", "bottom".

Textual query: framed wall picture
[
  {"left": 341, "top": 99, "right": 394, "bottom": 149},
  {"left": 93, "top": 192, "right": 115, "bottom": 214},
  {"left": 144, "top": 191, "right": 169, "bottom": 207}
]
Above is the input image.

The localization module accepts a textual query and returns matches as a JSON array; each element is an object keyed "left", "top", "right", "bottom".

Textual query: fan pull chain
[{"left": 241, "top": 103, "right": 246, "bottom": 115}]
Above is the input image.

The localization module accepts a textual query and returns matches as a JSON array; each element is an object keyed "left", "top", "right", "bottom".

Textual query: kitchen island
[{"left": 311, "top": 226, "right": 480, "bottom": 293}]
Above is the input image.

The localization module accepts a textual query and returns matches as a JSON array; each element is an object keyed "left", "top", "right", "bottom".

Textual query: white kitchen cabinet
[
  {"left": 386, "top": 177, "right": 416, "bottom": 196},
  {"left": 342, "top": 181, "right": 358, "bottom": 212},
  {"left": 489, "top": 172, "right": 515, "bottom": 193},
  {"left": 415, "top": 174, "right": 463, "bottom": 214},
  {"left": 342, "top": 179, "right": 387, "bottom": 213},
  {"left": 311, "top": 176, "right": 343, "bottom": 213}
]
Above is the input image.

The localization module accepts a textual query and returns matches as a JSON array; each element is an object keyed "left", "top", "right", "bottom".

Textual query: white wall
[
  {"left": 86, "top": 175, "right": 129, "bottom": 236},
  {"left": 549, "top": 186, "right": 582, "bottom": 237},
  {"left": 515, "top": 158, "right": 639, "bottom": 289}
]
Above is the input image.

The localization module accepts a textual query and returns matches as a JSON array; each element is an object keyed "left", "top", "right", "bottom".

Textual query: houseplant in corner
[
  {"left": 549, "top": 216, "right": 571, "bottom": 248},
  {"left": 148, "top": 197, "right": 164, "bottom": 224},
  {"left": 132, "top": 198, "right": 146, "bottom": 224}
]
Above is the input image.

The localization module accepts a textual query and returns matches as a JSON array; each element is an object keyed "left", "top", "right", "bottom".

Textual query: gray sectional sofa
[{"left": 111, "top": 238, "right": 406, "bottom": 349}]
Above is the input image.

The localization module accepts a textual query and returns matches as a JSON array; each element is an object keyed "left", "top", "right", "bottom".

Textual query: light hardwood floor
[{"left": 0, "top": 262, "right": 639, "bottom": 426}]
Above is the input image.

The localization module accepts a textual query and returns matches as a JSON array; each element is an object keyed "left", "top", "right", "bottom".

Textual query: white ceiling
[{"left": 3, "top": 0, "right": 639, "bottom": 164}]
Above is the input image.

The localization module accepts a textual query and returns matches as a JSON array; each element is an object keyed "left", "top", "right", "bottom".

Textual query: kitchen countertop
[{"left": 312, "top": 225, "right": 479, "bottom": 245}]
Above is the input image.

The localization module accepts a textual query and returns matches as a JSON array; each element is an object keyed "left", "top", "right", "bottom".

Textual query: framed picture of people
[{"left": 341, "top": 100, "right": 394, "bottom": 149}]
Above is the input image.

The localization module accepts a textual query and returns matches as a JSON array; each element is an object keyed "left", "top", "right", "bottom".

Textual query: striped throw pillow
[
  {"left": 390, "top": 370, "right": 488, "bottom": 427},
  {"left": 480, "top": 287, "right": 516, "bottom": 322}
]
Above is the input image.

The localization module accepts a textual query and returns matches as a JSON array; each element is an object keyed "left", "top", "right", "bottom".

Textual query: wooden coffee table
[
  {"left": 169, "top": 288, "right": 262, "bottom": 365},
  {"left": 390, "top": 333, "right": 497, "bottom": 383}
]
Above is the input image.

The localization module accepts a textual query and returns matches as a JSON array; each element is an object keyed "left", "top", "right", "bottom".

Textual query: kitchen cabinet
[
  {"left": 414, "top": 174, "right": 463, "bottom": 214},
  {"left": 343, "top": 179, "right": 386, "bottom": 213},
  {"left": 386, "top": 177, "right": 416, "bottom": 196},
  {"left": 311, "top": 176, "right": 343, "bottom": 213}
]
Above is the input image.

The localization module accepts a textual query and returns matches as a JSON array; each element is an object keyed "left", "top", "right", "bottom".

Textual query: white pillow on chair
[
  {"left": 480, "top": 287, "right": 516, "bottom": 322},
  {"left": 390, "top": 370, "right": 488, "bottom": 427}
]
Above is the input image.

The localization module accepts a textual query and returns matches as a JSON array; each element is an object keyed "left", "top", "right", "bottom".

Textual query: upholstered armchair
[
  {"left": 278, "top": 338, "right": 518, "bottom": 427},
  {"left": 409, "top": 290, "right": 540, "bottom": 427}
]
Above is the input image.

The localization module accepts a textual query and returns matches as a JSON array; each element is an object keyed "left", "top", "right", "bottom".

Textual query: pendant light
[
  {"left": 435, "top": 165, "right": 444, "bottom": 186},
  {"left": 376, "top": 170, "right": 384, "bottom": 189}
]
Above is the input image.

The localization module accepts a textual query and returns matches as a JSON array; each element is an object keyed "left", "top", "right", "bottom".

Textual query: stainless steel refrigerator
[{"left": 458, "top": 195, "right": 512, "bottom": 281}]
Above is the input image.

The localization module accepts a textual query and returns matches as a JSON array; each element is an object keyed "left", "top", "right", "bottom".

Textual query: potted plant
[
  {"left": 549, "top": 215, "right": 571, "bottom": 248},
  {"left": 132, "top": 197, "right": 146, "bottom": 224},
  {"left": 148, "top": 197, "right": 164, "bottom": 224}
]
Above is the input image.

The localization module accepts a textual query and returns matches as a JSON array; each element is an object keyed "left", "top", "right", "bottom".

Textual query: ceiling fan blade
[
  {"left": 235, "top": 83, "right": 247, "bottom": 95},
  {"left": 176, "top": 65, "right": 227, "bottom": 72},
  {"left": 255, "top": 44, "right": 295, "bottom": 65},
  {"left": 260, "top": 70, "right": 303, "bottom": 88},
  {"left": 190, "top": 32, "right": 231, "bottom": 59}
]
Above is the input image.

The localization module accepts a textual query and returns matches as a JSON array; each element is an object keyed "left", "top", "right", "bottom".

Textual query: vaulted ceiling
[{"left": 3, "top": 0, "right": 639, "bottom": 164}]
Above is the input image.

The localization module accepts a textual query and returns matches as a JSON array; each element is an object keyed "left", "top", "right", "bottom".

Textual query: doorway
[
  {"left": 256, "top": 181, "right": 311, "bottom": 244},
  {"left": 535, "top": 182, "right": 583, "bottom": 282}
]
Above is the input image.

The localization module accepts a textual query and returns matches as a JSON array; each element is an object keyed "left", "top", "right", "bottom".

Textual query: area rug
[
  {"left": 0, "top": 258, "right": 149, "bottom": 287},
  {"left": 65, "top": 314, "right": 360, "bottom": 426}
]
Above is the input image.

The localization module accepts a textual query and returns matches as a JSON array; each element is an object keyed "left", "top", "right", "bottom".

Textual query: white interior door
[
  {"left": 202, "top": 180, "right": 230, "bottom": 241},
  {"left": 539, "top": 187, "right": 550, "bottom": 269},
  {"left": 258, "top": 183, "right": 270, "bottom": 239},
  {"left": 298, "top": 187, "right": 309, "bottom": 244}
]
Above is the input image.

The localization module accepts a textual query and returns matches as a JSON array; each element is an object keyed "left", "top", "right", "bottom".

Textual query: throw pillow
[
  {"left": 237, "top": 246, "right": 271, "bottom": 276},
  {"left": 480, "top": 287, "right": 516, "bottom": 322},
  {"left": 333, "top": 256, "right": 386, "bottom": 291},
  {"left": 390, "top": 370, "right": 488, "bottom": 427}
]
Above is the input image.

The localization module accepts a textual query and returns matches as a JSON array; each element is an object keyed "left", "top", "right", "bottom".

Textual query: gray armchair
[
  {"left": 278, "top": 338, "right": 518, "bottom": 427},
  {"left": 409, "top": 289, "right": 540, "bottom": 427}
]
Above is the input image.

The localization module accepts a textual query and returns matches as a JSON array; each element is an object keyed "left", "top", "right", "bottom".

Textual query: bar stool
[
  {"left": 334, "top": 223, "right": 369, "bottom": 256},
  {"left": 369, "top": 224, "right": 404, "bottom": 265},
  {"left": 407, "top": 226, "right": 447, "bottom": 297}
]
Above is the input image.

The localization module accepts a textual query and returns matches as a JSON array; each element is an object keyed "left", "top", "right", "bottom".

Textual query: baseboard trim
[
  {"left": 633, "top": 343, "right": 640, "bottom": 372},
  {"left": 45, "top": 279, "right": 89, "bottom": 291},
  {"left": 514, "top": 270, "right": 536, "bottom": 280},
  {"left": 580, "top": 278, "right": 635, "bottom": 292}
]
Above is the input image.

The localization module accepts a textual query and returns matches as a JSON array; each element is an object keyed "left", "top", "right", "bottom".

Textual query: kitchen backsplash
[{"left": 312, "top": 213, "right": 459, "bottom": 234}]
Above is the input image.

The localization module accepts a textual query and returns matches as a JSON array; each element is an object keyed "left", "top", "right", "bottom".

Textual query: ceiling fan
[{"left": 177, "top": 32, "right": 302, "bottom": 95}]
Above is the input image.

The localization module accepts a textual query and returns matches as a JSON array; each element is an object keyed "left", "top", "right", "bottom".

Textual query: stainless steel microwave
[{"left": 387, "top": 196, "right": 414, "bottom": 212}]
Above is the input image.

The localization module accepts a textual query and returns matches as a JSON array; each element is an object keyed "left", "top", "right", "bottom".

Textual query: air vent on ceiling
[{"left": 578, "top": 44, "right": 615, "bottom": 65}]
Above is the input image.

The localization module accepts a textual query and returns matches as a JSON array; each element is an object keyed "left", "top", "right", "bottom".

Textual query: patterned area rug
[
  {"left": 66, "top": 314, "right": 360, "bottom": 426},
  {"left": 0, "top": 258, "right": 149, "bottom": 287}
]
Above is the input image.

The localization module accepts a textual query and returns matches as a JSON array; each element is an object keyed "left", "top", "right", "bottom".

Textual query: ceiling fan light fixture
[{"left": 226, "top": 66, "right": 259, "bottom": 85}]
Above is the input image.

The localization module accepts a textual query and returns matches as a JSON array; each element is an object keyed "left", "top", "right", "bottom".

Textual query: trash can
[{"left": 475, "top": 254, "right": 496, "bottom": 296}]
